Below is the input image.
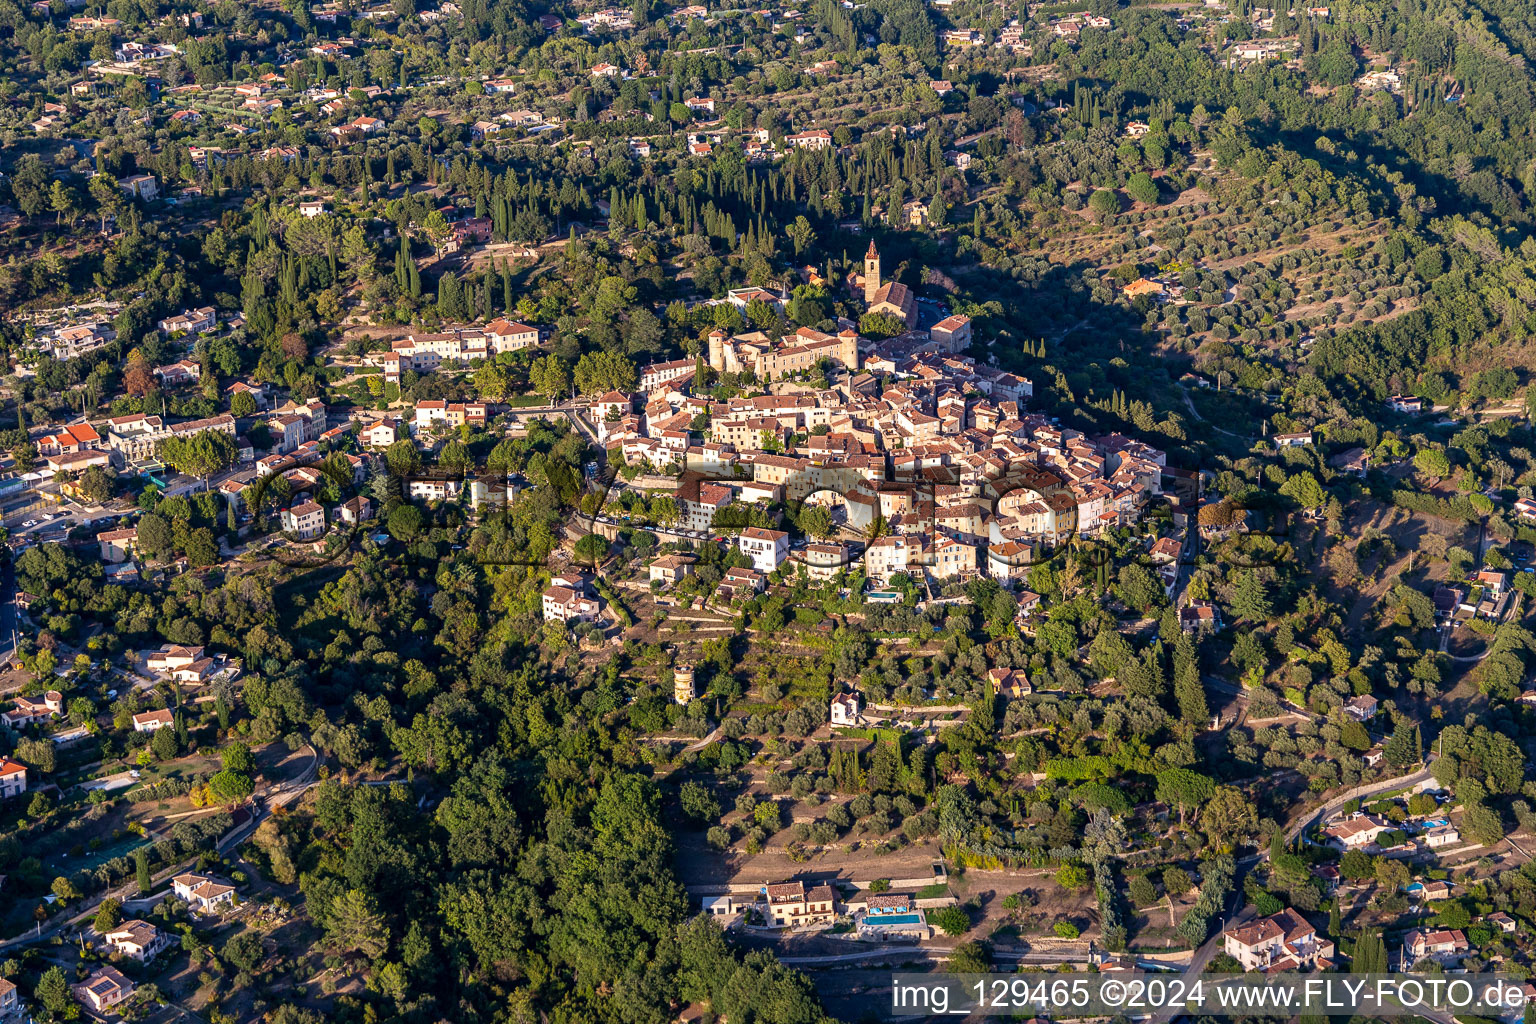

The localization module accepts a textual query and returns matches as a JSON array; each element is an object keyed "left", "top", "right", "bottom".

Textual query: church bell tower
[{"left": 863, "top": 240, "right": 881, "bottom": 305}]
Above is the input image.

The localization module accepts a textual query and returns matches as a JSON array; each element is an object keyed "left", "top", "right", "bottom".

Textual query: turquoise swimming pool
[{"left": 871, "top": 913, "right": 923, "bottom": 925}]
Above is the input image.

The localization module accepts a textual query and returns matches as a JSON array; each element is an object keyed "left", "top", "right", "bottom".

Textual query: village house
[
  {"left": 1324, "top": 812, "right": 1392, "bottom": 850},
  {"left": 157, "top": 306, "right": 217, "bottom": 335},
  {"left": 267, "top": 398, "right": 328, "bottom": 451},
  {"left": 987, "top": 667, "right": 1032, "bottom": 698},
  {"left": 799, "top": 542, "right": 849, "bottom": 582},
  {"left": 73, "top": 966, "right": 134, "bottom": 1013},
  {"left": 1331, "top": 448, "right": 1371, "bottom": 475},
  {"left": 281, "top": 500, "right": 326, "bottom": 539},
  {"left": 762, "top": 880, "right": 838, "bottom": 928},
  {"left": 864, "top": 534, "right": 913, "bottom": 585},
  {"left": 738, "top": 527, "right": 790, "bottom": 573},
  {"left": 830, "top": 691, "right": 864, "bottom": 726},
  {"left": 145, "top": 644, "right": 206, "bottom": 674},
  {"left": 407, "top": 475, "right": 462, "bottom": 502},
  {"left": 174, "top": 873, "right": 238, "bottom": 912},
  {"left": 648, "top": 554, "right": 694, "bottom": 587},
  {"left": 1401, "top": 928, "right": 1469, "bottom": 966},
  {"left": 3, "top": 690, "right": 63, "bottom": 728},
  {"left": 99, "top": 527, "right": 138, "bottom": 563},
  {"left": 1343, "top": 694, "right": 1378, "bottom": 721},
  {"left": 1411, "top": 879, "right": 1452, "bottom": 903},
  {"left": 142, "top": 642, "right": 237, "bottom": 686},
  {"left": 132, "top": 708, "right": 175, "bottom": 733},
  {"left": 155, "top": 359, "right": 202, "bottom": 386},
  {"left": 117, "top": 174, "right": 158, "bottom": 200},
  {"left": 0, "top": 758, "right": 27, "bottom": 799},
  {"left": 38, "top": 420, "right": 102, "bottom": 456},
  {"left": 1420, "top": 825, "right": 1461, "bottom": 850},
  {"left": 339, "top": 496, "right": 374, "bottom": 525},
  {"left": 1180, "top": 601, "right": 1221, "bottom": 632},
  {"left": 785, "top": 129, "right": 833, "bottom": 150},
  {"left": 47, "top": 321, "right": 116, "bottom": 358},
  {"left": 103, "top": 919, "right": 170, "bottom": 961},
  {"left": 1222, "top": 908, "right": 1335, "bottom": 972},
  {"left": 717, "top": 566, "right": 766, "bottom": 601},
  {"left": 542, "top": 584, "right": 600, "bottom": 624},
  {"left": 45, "top": 447, "right": 111, "bottom": 474},
  {"left": 414, "top": 400, "right": 489, "bottom": 432},
  {"left": 1477, "top": 569, "right": 1509, "bottom": 600}
]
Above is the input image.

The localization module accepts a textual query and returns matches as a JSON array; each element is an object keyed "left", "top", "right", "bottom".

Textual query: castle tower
[
  {"left": 707, "top": 329, "right": 726, "bottom": 372},
  {"left": 837, "top": 329, "right": 861, "bottom": 372},
  {"left": 863, "top": 240, "right": 881, "bottom": 305}
]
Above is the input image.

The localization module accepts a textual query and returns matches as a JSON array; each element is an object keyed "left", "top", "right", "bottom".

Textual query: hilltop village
[{"left": 8, "top": 0, "right": 1536, "bottom": 1018}]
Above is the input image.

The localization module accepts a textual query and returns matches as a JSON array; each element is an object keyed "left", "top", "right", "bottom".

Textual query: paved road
[
  {"left": 1283, "top": 761, "right": 1437, "bottom": 845},
  {"left": 683, "top": 726, "right": 722, "bottom": 753}
]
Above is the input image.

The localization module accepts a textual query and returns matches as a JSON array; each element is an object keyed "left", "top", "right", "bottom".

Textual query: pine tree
[{"left": 1382, "top": 719, "right": 1420, "bottom": 768}]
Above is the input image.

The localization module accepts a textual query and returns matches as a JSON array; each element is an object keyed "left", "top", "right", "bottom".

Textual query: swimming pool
[{"left": 869, "top": 913, "right": 923, "bottom": 925}]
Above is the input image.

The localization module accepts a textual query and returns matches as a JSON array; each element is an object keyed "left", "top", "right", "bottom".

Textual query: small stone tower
[
  {"left": 707, "top": 329, "right": 726, "bottom": 372},
  {"left": 863, "top": 240, "right": 881, "bottom": 305},
  {"left": 674, "top": 664, "right": 697, "bottom": 704}
]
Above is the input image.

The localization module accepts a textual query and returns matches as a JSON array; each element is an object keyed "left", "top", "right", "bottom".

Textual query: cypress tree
[{"left": 1174, "top": 633, "right": 1208, "bottom": 726}]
